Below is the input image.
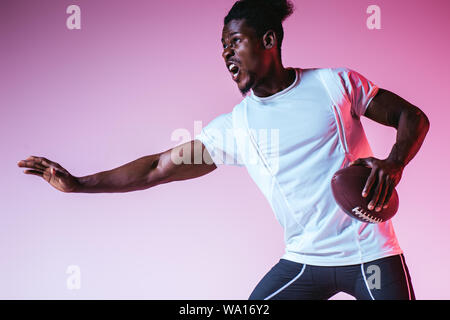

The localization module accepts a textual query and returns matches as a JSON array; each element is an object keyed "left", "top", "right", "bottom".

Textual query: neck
[{"left": 252, "top": 60, "right": 295, "bottom": 98}]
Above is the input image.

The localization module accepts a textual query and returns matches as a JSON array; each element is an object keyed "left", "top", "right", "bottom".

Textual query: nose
[{"left": 222, "top": 47, "right": 234, "bottom": 61}]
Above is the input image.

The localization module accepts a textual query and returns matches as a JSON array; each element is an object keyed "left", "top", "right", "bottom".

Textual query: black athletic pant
[{"left": 249, "top": 254, "right": 415, "bottom": 300}]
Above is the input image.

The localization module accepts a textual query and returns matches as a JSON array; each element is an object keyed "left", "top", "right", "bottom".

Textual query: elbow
[
  {"left": 418, "top": 109, "right": 430, "bottom": 134},
  {"left": 423, "top": 113, "right": 430, "bottom": 132},
  {"left": 410, "top": 106, "right": 430, "bottom": 134},
  {"left": 147, "top": 153, "right": 171, "bottom": 187}
]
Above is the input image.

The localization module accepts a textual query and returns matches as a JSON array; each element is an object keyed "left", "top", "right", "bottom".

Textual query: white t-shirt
[{"left": 195, "top": 67, "right": 403, "bottom": 266}]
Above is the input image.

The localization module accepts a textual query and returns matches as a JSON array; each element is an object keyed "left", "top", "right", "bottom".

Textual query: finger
[
  {"left": 374, "top": 176, "right": 390, "bottom": 212},
  {"left": 18, "top": 160, "right": 48, "bottom": 171},
  {"left": 28, "top": 156, "right": 54, "bottom": 168},
  {"left": 362, "top": 167, "right": 377, "bottom": 198},
  {"left": 368, "top": 178, "right": 383, "bottom": 211},
  {"left": 382, "top": 182, "right": 395, "bottom": 209},
  {"left": 39, "top": 157, "right": 65, "bottom": 173},
  {"left": 23, "top": 169, "right": 44, "bottom": 177},
  {"left": 19, "top": 161, "right": 47, "bottom": 171}
]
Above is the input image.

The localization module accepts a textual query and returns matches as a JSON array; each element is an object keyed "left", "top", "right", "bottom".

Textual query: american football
[{"left": 331, "top": 165, "right": 399, "bottom": 223}]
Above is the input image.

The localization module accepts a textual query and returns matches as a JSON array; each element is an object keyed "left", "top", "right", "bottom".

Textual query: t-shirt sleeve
[
  {"left": 194, "top": 112, "right": 244, "bottom": 167},
  {"left": 334, "top": 67, "right": 380, "bottom": 118}
]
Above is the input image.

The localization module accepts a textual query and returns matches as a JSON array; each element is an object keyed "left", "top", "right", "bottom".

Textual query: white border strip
[
  {"left": 399, "top": 255, "right": 412, "bottom": 300},
  {"left": 264, "top": 264, "right": 306, "bottom": 300},
  {"left": 361, "top": 264, "right": 375, "bottom": 300}
]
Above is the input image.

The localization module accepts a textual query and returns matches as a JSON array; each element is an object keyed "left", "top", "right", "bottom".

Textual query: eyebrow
[{"left": 221, "top": 32, "right": 241, "bottom": 43}]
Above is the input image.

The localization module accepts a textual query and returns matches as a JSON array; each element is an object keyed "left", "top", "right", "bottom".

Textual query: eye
[{"left": 232, "top": 37, "right": 241, "bottom": 44}]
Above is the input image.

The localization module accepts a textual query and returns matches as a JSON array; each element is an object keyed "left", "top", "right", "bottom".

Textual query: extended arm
[
  {"left": 18, "top": 140, "right": 217, "bottom": 193},
  {"left": 350, "top": 88, "right": 430, "bottom": 211}
]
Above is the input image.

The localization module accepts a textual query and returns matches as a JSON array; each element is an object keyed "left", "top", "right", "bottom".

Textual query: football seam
[
  {"left": 332, "top": 169, "right": 398, "bottom": 224},
  {"left": 334, "top": 183, "right": 384, "bottom": 223},
  {"left": 350, "top": 206, "right": 383, "bottom": 224}
]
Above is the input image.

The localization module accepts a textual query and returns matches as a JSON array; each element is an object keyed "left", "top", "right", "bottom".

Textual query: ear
[{"left": 262, "top": 30, "right": 277, "bottom": 49}]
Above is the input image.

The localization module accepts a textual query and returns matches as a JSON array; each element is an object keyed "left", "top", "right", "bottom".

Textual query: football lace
[{"left": 351, "top": 207, "right": 383, "bottom": 223}]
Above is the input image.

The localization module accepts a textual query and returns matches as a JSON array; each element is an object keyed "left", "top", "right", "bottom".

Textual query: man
[{"left": 18, "top": 0, "right": 429, "bottom": 300}]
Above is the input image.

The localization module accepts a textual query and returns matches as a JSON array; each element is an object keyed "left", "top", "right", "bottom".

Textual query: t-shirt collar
[{"left": 249, "top": 68, "right": 301, "bottom": 102}]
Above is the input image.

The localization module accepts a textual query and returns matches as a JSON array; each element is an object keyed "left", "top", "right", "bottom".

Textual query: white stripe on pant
[{"left": 264, "top": 264, "right": 307, "bottom": 300}]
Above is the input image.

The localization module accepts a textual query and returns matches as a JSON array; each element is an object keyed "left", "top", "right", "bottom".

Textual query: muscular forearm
[
  {"left": 387, "top": 107, "right": 430, "bottom": 167},
  {"left": 73, "top": 154, "right": 163, "bottom": 193}
]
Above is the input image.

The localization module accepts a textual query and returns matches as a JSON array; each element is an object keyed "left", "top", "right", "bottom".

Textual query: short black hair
[{"left": 224, "top": 0, "right": 294, "bottom": 55}]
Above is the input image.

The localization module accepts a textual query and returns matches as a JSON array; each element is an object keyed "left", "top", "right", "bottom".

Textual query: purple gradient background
[{"left": 1, "top": 0, "right": 449, "bottom": 299}]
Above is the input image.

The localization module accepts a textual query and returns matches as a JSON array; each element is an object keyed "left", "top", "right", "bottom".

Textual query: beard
[{"left": 239, "top": 71, "right": 256, "bottom": 96}]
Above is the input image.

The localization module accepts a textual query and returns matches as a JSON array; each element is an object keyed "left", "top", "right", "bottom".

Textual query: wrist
[
  {"left": 71, "top": 176, "right": 85, "bottom": 193},
  {"left": 385, "top": 157, "right": 406, "bottom": 168}
]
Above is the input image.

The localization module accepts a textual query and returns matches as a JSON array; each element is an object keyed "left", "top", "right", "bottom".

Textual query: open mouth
[{"left": 228, "top": 63, "right": 240, "bottom": 80}]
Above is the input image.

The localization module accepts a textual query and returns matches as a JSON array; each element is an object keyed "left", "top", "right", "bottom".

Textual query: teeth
[{"left": 228, "top": 63, "right": 236, "bottom": 71}]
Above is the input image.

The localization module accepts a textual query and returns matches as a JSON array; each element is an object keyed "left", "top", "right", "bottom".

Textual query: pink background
[{"left": 1, "top": 0, "right": 449, "bottom": 299}]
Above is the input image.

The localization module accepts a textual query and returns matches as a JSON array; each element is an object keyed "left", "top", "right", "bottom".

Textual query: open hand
[
  {"left": 17, "top": 156, "right": 79, "bottom": 193},
  {"left": 349, "top": 157, "right": 404, "bottom": 212}
]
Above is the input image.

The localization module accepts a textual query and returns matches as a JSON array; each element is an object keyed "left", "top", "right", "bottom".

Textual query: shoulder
[
  {"left": 204, "top": 112, "right": 233, "bottom": 131},
  {"left": 312, "top": 66, "right": 359, "bottom": 79},
  {"left": 204, "top": 101, "right": 243, "bottom": 131},
  {"left": 306, "top": 66, "right": 354, "bottom": 94},
  {"left": 327, "top": 67, "right": 374, "bottom": 86},
  {"left": 322, "top": 67, "right": 364, "bottom": 94},
  {"left": 330, "top": 66, "right": 352, "bottom": 74},
  {"left": 323, "top": 67, "right": 356, "bottom": 84},
  {"left": 301, "top": 66, "right": 350, "bottom": 73},
  {"left": 301, "top": 67, "right": 354, "bottom": 84}
]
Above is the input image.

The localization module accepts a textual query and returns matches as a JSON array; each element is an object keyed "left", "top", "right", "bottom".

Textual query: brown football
[{"left": 331, "top": 165, "right": 399, "bottom": 223}]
